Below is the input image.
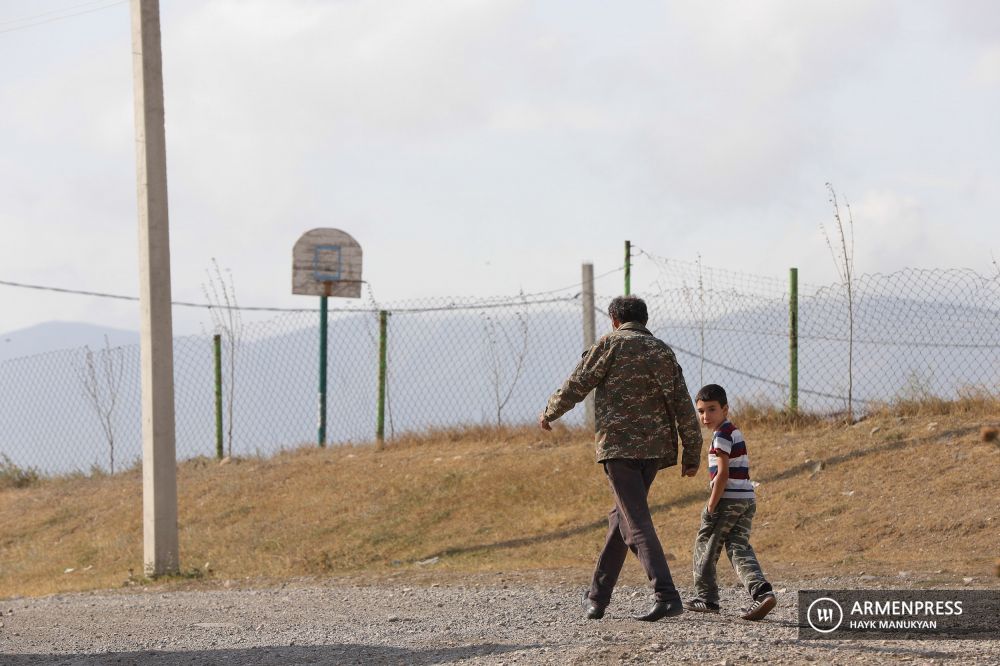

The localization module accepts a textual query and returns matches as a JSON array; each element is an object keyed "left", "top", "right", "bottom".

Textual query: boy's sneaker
[
  {"left": 682, "top": 599, "right": 720, "bottom": 614},
  {"left": 740, "top": 593, "right": 777, "bottom": 621}
]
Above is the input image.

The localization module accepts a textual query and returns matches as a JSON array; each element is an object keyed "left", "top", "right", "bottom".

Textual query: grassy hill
[{"left": 2, "top": 405, "right": 999, "bottom": 599}]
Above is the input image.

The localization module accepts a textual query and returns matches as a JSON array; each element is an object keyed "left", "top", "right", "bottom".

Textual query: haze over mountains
[{"left": 0, "top": 322, "right": 139, "bottom": 364}]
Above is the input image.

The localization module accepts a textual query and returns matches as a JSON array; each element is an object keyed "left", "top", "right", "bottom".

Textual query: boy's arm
[{"left": 708, "top": 451, "right": 729, "bottom": 513}]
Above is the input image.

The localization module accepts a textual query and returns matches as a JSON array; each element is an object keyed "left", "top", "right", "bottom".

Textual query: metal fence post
[
  {"left": 789, "top": 268, "right": 799, "bottom": 412},
  {"left": 582, "top": 263, "right": 596, "bottom": 432},
  {"left": 376, "top": 310, "right": 388, "bottom": 447},
  {"left": 213, "top": 334, "right": 223, "bottom": 459},
  {"left": 624, "top": 240, "right": 631, "bottom": 295},
  {"left": 318, "top": 295, "right": 328, "bottom": 447}
]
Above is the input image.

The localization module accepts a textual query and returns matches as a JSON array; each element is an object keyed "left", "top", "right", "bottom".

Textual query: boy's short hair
[
  {"left": 608, "top": 296, "right": 648, "bottom": 324},
  {"left": 695, "top": 384, "right": 728, "bottom": 407}
]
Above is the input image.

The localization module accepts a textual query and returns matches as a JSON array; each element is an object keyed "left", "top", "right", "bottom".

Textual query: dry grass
[
  {"left": 2, "top": 405, "right": 1000, "bottom": 599},
  {"left": 0, "top": 453, "right": 42, "bottom": 490},
  {"left": 867, "top": 387, "right": 1000, "bottom": 419},
  {"left": 729, "top": 402, "right": 827, "bottom": 431}
]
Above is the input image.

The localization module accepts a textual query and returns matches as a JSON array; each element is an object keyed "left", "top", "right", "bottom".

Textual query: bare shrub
[
  {"left": 821, "top": 183, "right": 856, "bottom": 423},
  {"left": 202, "top": 260, "right": 243, "bottom": 458},
  {"left": 74, "top": 336, "right": 125, "bottom": 474},
  {"left": 482, "top": 311, "right": 529, "bottom": 427}
]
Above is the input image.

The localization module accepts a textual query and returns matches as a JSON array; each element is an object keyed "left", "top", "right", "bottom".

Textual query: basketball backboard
[{"left": 292, "top": 229, "right": 363, "bottom": 298}]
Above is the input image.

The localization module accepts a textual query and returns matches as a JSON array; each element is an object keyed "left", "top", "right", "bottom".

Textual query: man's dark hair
[
  {"left": 608, "top": 295, "right": 648, "bottom": 324},
  {"left": 695, "top": 384, "right": 728, "bottom": 407}
]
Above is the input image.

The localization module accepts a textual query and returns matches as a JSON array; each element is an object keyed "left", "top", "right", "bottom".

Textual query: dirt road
[{"left": 0, "top": 576, "right": 995, "bottom": 665}]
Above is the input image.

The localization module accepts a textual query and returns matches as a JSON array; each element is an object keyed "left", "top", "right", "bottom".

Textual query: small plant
[
  {"left": 680, "top": 253, "right": 707, "bottom": 387},
  {"left": 821, "top": 183, "right": 857, "bottom": 424},
  {"left": 0, "top": 453, "right": 41, "bottom": 489},
  {"left": 482, "top": 309, "right": 529, "bottom": 427},
  {"left": 74, "top": 336, "right": 125, "bottom": 475},
  {"left": 202, "top": 260, "right": 244, "bottom": 458}
]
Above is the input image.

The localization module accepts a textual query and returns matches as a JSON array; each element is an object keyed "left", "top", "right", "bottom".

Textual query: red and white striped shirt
[{"left": 708, "top": 421, "right": 755, "bottom": 499}]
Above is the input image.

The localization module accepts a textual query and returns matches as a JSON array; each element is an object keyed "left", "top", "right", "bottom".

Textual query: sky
[{"left": 1, "top": 0, "right": 998, "bottom": 336}]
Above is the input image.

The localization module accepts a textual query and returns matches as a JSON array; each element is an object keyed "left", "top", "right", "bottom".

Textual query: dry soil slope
[{"left": 1, "top": 413, "right": 998, "bottom": 599}]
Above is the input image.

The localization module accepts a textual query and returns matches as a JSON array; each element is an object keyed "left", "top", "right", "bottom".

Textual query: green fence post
[
  {"left": 318, "top": 295, "right": 328, "bottom": 447},
  {"left": 376, "top": 310, "right": 388, "bottom": 447},
  {"left": 624, "top": 240, "right": 631, "bottom": 295},
  {"left": 213, "top": 334, "right": 223, "bottom": 459},
  {"left": 789, "top": 268, "right": 799, "bottom": 412}
]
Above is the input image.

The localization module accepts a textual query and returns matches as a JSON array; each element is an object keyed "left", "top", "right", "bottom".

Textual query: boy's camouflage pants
[{"left": 692, "top": 498, "right": 770, "bottom": 604}]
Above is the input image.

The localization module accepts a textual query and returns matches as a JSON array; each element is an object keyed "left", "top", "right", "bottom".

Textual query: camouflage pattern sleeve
[
  {"left": 670, "top": 356, "right": 703, "bottom": 466},
  {"left": 543, "top": 340, "right": 613, "bottom": 422}
]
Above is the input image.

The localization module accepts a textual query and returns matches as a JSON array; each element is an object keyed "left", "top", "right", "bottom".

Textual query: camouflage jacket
[{"left": 543, "top": 322, "right": 702, "bottom": 466}]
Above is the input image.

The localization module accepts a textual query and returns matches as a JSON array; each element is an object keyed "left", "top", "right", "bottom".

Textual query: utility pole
[
  {"left": 582, "top": 263, "right": 596, "bottom": 432},
  {"left": 131, "top": 0, "right": 178, "bottom": 576}
]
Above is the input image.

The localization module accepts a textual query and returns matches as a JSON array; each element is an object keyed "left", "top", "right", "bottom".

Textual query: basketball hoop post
[
  {"left": 293, "top": 229, "right": 363, "bottom": 449},
  {"left": 318, "top": 293, "right": 328, "bottom": 447}
]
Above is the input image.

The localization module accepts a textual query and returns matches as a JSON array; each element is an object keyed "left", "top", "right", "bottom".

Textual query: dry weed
[{"left": 981, "top": 426, "right": 999, "bottom": 444}]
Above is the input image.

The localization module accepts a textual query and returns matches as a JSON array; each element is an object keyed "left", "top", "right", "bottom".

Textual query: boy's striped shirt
[{"left": 708, "top": 420, "right": 754, "bottom": 499}]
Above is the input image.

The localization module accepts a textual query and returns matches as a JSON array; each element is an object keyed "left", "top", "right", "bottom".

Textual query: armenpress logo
[{"left": 807, "top": 597, "right": 844, "bottom": 633}]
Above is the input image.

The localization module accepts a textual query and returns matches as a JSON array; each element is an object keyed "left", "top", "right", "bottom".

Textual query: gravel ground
[{"left": 0, "top": 576, "right": 996, "bottom": 665}]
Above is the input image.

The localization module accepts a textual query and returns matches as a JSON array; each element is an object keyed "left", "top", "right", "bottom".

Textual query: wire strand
[
  {"left": 0, "top": 0, "right": 127, "bottom": 35},
  {"left": 0, "top": 0, "right": 118, "bottom": 26},
  {"left": 0, "top": 279, "right": 319, "bottom": 312}
]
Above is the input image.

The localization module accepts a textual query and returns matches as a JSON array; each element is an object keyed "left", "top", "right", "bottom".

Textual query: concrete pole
[
  {"left": 582, "top": 263, "right": 596, "bottom": 432},
  {"left": 131, "top": 0, "right": 178, "bottom": 575}
]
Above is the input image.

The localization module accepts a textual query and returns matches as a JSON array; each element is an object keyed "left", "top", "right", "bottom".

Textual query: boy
[{"left": 683, "top": 384, "right": 776, "bottom": 621}]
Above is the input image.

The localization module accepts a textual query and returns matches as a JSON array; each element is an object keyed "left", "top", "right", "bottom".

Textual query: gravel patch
[{"left": 0, "top": 578, "right": 995, "bottom": 665}]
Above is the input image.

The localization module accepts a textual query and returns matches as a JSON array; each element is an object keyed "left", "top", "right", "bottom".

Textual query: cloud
[
  {"left": 971, "top": 44, "right": 1000, "bottom": 86},
  {"left": 1, "top": 0, "right": 999, "bottom": 337}
]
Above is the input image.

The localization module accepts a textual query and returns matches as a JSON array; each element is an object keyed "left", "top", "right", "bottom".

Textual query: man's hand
[
  {"left": 539, "top": 412, "right": 552, "bottom": 431},
  {"left": 681, "top": 463, "right": 699, "bottom": 478}
]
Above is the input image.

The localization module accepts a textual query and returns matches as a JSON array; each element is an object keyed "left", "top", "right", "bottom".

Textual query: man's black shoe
[
  {"left": 582, "top": 592, "right": 605, "bottom": 620},
  {"left": 633, "top": 599, "right": 683, "bottom": 622}
]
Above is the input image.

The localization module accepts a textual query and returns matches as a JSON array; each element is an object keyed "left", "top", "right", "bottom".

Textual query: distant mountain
[{"left": 0, "top": 322, "right": 140, "bottom": 364}]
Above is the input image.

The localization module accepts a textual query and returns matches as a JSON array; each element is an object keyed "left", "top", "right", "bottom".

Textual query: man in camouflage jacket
[{"left": 539, "top": 295, "right": 702, "bottom": 622}]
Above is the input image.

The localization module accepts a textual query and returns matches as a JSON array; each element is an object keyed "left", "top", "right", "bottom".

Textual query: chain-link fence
[
  {"left": 639, "top": 251, "right": 1000, "bottom": 414},
  {"left": 2, "top": 251, "right": 999, "bottom": 476}
]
